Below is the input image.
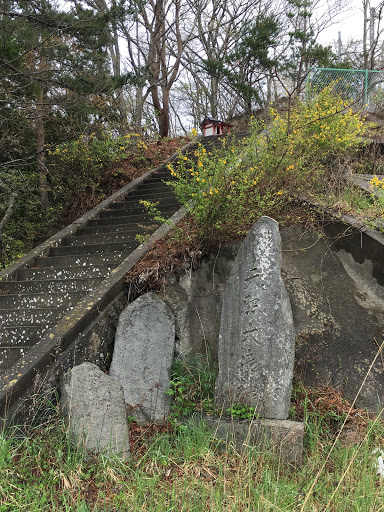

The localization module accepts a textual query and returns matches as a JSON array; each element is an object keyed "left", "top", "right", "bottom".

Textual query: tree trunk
[
  {"left": 159, "top": 88, "right": 170, "bottom": 137},
  {"left": 110, "top": 1, "right": 128, "bottom": 133},
  {"left": 135, "top": 86, "right": 144, "bottom": 133},
  {"left": 210, "top": 76, "right": 218, "bottom": 117},
  {"left": 152, "top": 86, "right": 170, "bottom": 138},
  {"left": 36, "top": 84, "right": 47, "bottom": 214}
]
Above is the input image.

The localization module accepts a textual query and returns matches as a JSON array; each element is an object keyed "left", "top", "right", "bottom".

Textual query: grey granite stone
[
  {"left": 61, "top": 362, "right": 129, "bottom": 458},
  {"left": 110, "top": 292, "right": 175, "bottom": 424},
  {"left": 214, "top": 216, "right": 295, "bottom": 419},
  {"left": 162, "top": 245, "right": 238, "bottom": 361}
]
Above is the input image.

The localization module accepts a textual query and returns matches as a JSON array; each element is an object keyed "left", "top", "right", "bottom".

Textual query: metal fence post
[{"left": 305, "top": 72, "right": 311, "bottom": 102}]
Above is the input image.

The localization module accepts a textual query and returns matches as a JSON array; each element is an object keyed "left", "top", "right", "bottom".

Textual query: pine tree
[{"left": 0, "top": 0, "right": 117, "bottom": 213}]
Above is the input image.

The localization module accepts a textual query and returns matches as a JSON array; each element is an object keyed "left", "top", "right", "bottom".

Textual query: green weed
[
  {"left": 225, "top": 404, "right": 258, "bottom": 420},
  {"left": 166, "top": 358, "right": 218, "bottom": 422},
  {"left": 0, "top": 379, "right": 384, "bottom": 510},
  {"left": 139, "top": 199, "right": 170, "bottom": 225}
]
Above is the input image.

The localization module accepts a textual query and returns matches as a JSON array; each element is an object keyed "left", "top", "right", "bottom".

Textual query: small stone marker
[
  {"left": 61, "top": 362, "right": 129, "bottom": 458},
  {"left": 110, "top": 292, "right": 175, "bottom": 424},
  {"left": 214, "top": 216, "right": 295, "bottom": 419}
]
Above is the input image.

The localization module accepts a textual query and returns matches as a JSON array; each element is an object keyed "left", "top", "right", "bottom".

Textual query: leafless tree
[{"left": 117, "top": 0, "right": 196, "bottom": 137}]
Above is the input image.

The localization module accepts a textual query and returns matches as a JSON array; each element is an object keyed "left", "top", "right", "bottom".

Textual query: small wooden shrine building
[{"left": 200, "top": 117, "right": 232, "bottom": 137}]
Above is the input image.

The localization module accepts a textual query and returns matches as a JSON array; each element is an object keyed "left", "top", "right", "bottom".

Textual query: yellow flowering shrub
[
  {"left": 244, "top": 85, "right": 366, "bottom": 197},
  {"left": 167, "top": 136, "right": 277, "bottom": 235},
  {"left": 370, "top": 175, "right": 384, "bottom": 189},
  {"left": 167, "top": 86, "right": 366, "bottom": 237}
]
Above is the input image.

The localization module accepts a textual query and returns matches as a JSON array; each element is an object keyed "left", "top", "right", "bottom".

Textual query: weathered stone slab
[
  {"left": 203, "top": 415, "right": 304, "bottom": 465},
  {"left": 60, "top": 362, "right": 129, "bottom": 458},
  {"left": 110, "top": 292, "right": 175, "bottom": 424},
  {"left": 214, "top": 216, "right": 295, "bottom": 419}
]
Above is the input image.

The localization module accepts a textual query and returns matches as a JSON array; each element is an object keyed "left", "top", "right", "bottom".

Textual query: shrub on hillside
[
  {"left": 168, "top": 86, "right": 366, "bottom": 237},
  {"left": 46, "top": 131, "right": 133, "bottom": 206}
]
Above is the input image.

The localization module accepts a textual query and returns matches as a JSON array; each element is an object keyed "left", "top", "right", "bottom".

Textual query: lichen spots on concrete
[{"left": 4, "top": 379, "right": 17, "bottom": 388}]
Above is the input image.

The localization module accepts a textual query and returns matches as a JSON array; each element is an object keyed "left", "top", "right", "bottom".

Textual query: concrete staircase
[
  {"left": 0, "top": 169, "right": 181, "bottom": 374},
  {"left": 0, "top": 132, "right": 249, "bottom": 418}
]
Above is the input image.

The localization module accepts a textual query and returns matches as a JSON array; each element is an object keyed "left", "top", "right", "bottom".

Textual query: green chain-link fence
[{"left": 306, "top": 68, "right": 384, "bottom": 109}]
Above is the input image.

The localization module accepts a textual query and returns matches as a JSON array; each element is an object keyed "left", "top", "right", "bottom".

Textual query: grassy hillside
[{"left": 1, "top": 362, "right": 383, "bottom": 511}]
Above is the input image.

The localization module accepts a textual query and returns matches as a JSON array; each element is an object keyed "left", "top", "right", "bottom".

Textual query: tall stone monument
[
  {"left": 214, "top": 216, "right": 295, "bottom": 419},
  {"left": 61, "top": 362, "right": 130, "bottom": 458},
  {"left": 110, "top": 292, "right": 175, "bottom": 424}
]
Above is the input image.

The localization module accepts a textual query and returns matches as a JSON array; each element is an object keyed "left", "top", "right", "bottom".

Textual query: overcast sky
[{"left": 318, "top": 0, "right": 364, "bottom": 47}]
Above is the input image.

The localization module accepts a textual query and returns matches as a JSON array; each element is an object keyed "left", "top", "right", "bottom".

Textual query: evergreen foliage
[{"left": 0, "top": 0, "right": 119, "bottom": 264}]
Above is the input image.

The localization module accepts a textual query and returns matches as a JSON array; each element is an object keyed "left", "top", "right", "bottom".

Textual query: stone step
[
  {"left": 134, "top": 175, "right": 176, "bottom": 187},
  {"left": 197, "top": 143, "right": 226, "bottom": 150},
  {"left": 0, "top": 308, "right": 66, "bottom": 326},
  {"left": 0, "top": 347, "right": 33, "bottom": 371},
  {"left": 34, "top": 251, "right": 126, "bottom": 268},
  {"left": 127, "top": 183, "right": 173, "bottom": 197},
  {"left": 0, "top": 291, "right": 83, "bottom": 309},
  {"left": 110, "top": 193, "right": 177, "bottom": 209},
  {"left": 78, "top": 221, "right": 159, "bottom": 236},
  {"left": 17, "top": 265, "right": 113, "bottom": 281},
  {"left": 50, "top": 240, "right": 138, "bottom": 256},
  {"left": 0, "top": 278, "right": 102, "bottom": 294},
  {"left": 98, "top": 201, "right": 180, "bottom": 219},
  {"left": 87, "top": 205, "right": 180, "bottom": 230},
  {"left": 63, "top": 230, "right": 141, "bottom": 246},
  {"left": 0, "top": 325, "right": 54, "bottom": 346},
  {"left": 136, "top": 172, "right": 175, "bottom": 182},
  {"left": 87, "top": 211, "right": 175, "bottom": 227},
  {"left": 87, "top": 210, "right": 158, "bottom": 227},
  {"left": 147, "top": 167, "right": 176, "bottom": 176},
  {"left": 123, "top": 187, "right": 175, "bottom": 200},
  {"left": 98, "top": 206, "right": 147, "bottom": 219}
]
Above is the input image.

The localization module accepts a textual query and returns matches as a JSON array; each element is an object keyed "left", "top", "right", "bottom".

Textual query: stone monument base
[{"left": 203, "top": 415, "right": 304, "bottom": 465}]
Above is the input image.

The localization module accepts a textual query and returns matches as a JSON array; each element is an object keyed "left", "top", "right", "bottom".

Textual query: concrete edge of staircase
[
  {"left": 297, "top": 194, "right": 384, "bottom": 245},
  {"left": 0, "top": 138, "right": 198, "bottom": 281},
  {"left": 346, "top": 174, "right": 375, "bottom": 195},
  {"left": 0, "top": 204, "right": 189, "bottom": 419}
]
